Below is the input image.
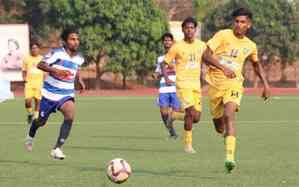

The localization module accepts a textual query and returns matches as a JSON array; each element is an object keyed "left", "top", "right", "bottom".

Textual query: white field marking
[{"left": 0, "top": 120, "right": 298, "bottom": 125}]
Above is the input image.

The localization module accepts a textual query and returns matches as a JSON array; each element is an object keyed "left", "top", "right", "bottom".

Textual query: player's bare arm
[
  {"left": 76, "top": 69, "right": 85, "bottom": 93},
  {"left": 203, "top": 47, "right": 236, "bottom": 79},
  {"left": 37, "top": 61, "right": 73, "bottom": 79},
  {"left": 251, "top": 60, "right": 270, "bottom": 100},
  {"left": 22, "top": 70, "right": 27, "bottom": 83},
  {"left": 161, "top": 62, "right": 174, "bottom": 85}
]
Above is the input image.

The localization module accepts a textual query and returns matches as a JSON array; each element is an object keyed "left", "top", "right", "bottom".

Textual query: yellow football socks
[
  {"left": 184, "top": 130, "right": 192, "bottom": 146},
  {"left": 225, "top": 136, "right": 236, "bottom": 161},
  {"left": 171, "top": 111, "right": 185, "bottom": 121},
  {"left": 26, "top": 107, "right": 33, "bottom": 114}
]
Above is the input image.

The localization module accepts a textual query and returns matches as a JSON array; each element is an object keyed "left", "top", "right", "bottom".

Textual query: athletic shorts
[
  {"left": 157, "top": 92, "right": 180, "bottom": 110},
  {"left": 208, "top": 85, "right": 243, "bottom": 119},
  {"left": 39, "top": 96, "right": 74, "bottom": 121},
  {"left": 24, "top": 86, "right": 42, "bottom": 100},
  {"left": 176, "top": 88, "right": 201, "bottom": 112}
]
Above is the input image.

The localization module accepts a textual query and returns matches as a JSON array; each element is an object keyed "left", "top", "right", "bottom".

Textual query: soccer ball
[{"left": 106, "top": 158, "right": 132, "bottom": 184}]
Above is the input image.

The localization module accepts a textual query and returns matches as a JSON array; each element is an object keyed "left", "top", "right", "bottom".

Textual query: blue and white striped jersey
[
  {"left": 155, "top": 55, "right": 176, "bottom": 93},
  {"left": 41, "top": 47, "right": 84, "bottom": 101}
]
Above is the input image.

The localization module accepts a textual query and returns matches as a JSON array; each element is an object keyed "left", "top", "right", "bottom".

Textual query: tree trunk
[
  {"left": 95, "top": 49, "right": 107, "bottom": 90},
  {"left": 95, "top": 62, "right": 101, "bottom": 90},
  {"left": 122, "top": 73, "right": 127, "bottom": 89},
  {"left": 280, "top": 60, "right": 287, "bottom": 83}
]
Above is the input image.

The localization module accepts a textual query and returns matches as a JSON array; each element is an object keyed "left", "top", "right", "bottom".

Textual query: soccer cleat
[
  {"left": 25, "top": 135, "right": 33, "bottom": 152},
  {"left": 27, "top": 114, "right": 33, "bottom": 124},
  {"left": 50, "top": 148, "right": 66, "bottom": 160},
  {"left": 225, "top": 160, "right": 236, "bottom": 173},
  {"left": 184, "top": 145, "right": 196, "bottom": 154}
]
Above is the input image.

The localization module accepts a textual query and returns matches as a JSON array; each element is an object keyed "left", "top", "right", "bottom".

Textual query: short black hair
[
  {"left": 30, "top": 40, "right": 40, "bottom": 48},
  {"left": 232, "top": 8, "right": 252, "bottom": 19},
  {"left": 161, "top": 32, "right": 174, "bottom": 41},
  {"left": 182, "top": 17, "right": 197, "bottom": 28},
  {"left": 61, "top": 27, "right": 79, "bottom": 42}
]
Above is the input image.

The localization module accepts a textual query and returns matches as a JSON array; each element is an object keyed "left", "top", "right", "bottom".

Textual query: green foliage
[
  {"left": 21, "top": 0, "right": 168, "bottom": 86},
  {"left": 201, "top": 0, "right": 299, "bottom": 62},
  {"left": 0, "top": 0, "right": 24, "bottom": 24},
  {"left": 193, "top": 0, "right": 229, "bottom": 21}
]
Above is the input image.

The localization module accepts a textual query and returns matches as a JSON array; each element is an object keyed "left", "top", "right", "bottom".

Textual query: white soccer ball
[{"left": 106, "top": 158, "right": 132, "bottom": 184}]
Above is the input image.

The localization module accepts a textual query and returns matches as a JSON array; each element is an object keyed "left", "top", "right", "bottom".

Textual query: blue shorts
[
  {"left": 39, "top": 96, "right": 74, "bottom": 121},
  {"left": 158, "top": 92, "right": 180, "bottom": 110}
]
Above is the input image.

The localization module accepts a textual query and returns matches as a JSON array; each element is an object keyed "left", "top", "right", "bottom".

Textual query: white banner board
[{"left": 0, "top": 24, "right": 29, "bottom": 81}]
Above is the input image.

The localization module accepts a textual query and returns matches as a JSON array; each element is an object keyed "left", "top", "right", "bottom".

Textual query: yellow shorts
[
  {"left": 177, "top": 88, "right": 201, "bottom": 112},
  {"left": 208, "top": 85, "right": 243, "bottom": 119},
  {"left": 25, "top": 86, "right": 42, "bottom": 100}
]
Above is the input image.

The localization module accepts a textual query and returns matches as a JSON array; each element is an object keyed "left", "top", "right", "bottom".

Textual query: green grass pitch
[{"left": 0, "top": 96, "right": 298, "bottom": 187}]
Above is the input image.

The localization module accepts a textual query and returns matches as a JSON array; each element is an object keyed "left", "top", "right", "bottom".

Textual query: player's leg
[
  {"left": 25, "top": 97, "right": 52, "bottom": 151},
  {"left": 177, "top": 89, "right": 200, "bottom": 153},
  {"left": 33, "top": 88, "right": 42, "bottom": 120},
  {"left": 167, "top": 93, "right": 184, "bottom": 126},
  {"left": 51, "top": 99, "right": 75, "bottom": 159},
  {"left": 213, "top": 118, "right": 225, "bottom": 135},
  {"left": 159, "top": 93, "right": 177, "bottom": 138},
  {"left": 223, "top": 88, "right": 242, "bottom": 173},
  {"left": 208, "top": 85, "right": 225, "bottom": 135},
  {"left": 223, "top": 102, "right": 237, "bottom": 172},
  {"left": 24, "top": 86, "right": 34, "bottom": 124}
]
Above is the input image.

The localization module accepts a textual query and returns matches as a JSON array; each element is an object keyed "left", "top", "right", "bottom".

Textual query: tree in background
[
  {"left": 21, "top": 0, "right": 167, "bottom": 89},
  {"left": 193, "top": 0, "right": 229, "bottom": 22},
  {"left": 0, "top": 0, "right": 24, "bottom": 23},
  {"left": 201, "top": 0, "right": 299, "bottom": 65}
]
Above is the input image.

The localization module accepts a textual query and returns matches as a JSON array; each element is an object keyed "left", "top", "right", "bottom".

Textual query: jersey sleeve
[
  {"left": 249, "top": 43, "right": 258, "bottom": 63},
  {"left": 164, "top": 45, "right": 177, "bottom": 65},
  {"left": 207, "top": 31, "right": 224, "bottom": 52},
  {"left": 42, "top": 50, "right": 58, "bottom": 65},
  {"left": 154, "top": 56, "right": 164, "bottom": 74}
]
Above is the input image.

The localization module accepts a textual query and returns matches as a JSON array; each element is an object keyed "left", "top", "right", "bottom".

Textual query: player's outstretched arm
[
  {"left": 251, "top": 61, "right": 270, "bottom": 101},
  {"left": 76, "top": 69, "right": 85, "bottom": 93},
  {"left": 37, "top": 61, "right": 72, "bottom": 80},
  {"left": 202, "top": 47, "right": 236, "bottom": 79},
  {"left": 161, "top": 62, "right": 174, "bottom": 85}
]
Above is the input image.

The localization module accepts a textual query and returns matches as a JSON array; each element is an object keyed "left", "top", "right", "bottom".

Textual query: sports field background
[{"left": 0, "top": 96, "right": 298, "bottom": 187}]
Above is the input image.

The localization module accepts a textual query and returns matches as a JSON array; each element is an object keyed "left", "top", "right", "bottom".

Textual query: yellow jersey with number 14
[
  {"left": 164, "top": 39, "right": 206, "bottom": 90},
  {"left": 22, "top": 55, "right": 44, "bottom": 88},
  {"left": 206, "top": 29, "right": 258, "bottom": 90}
]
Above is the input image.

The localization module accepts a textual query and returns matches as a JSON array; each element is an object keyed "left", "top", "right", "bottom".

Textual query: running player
[
  {"left": 25, "top": 28, "right": 86, "bottom": 160},
  {"left": 203, "top": 8, "right": 270, "bottom": 172},
  {"left": 22, "top": 41, "right": 44, "bottom": 124},
  {"left": 162, "top": 17, "right": 234, "bottom": 153},
  {"left": 153, "top": 33, "right": 184, "bottom": 139}
]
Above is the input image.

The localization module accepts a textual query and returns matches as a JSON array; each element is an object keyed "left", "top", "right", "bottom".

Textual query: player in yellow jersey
[
  {"left": 22, "top": 42, "right": 44, "bottom": 124},
  {"left": 162, "top": 17, "right": 234, "bottom": 153},
  {"left": 203, "top": 8, "right": 270, "bottom": 172}
]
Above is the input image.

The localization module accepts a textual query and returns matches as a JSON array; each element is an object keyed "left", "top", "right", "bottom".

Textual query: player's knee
[
  {"left": 184, "top": 124, "right": 192, "bottom": 131},
  {"left": 193, "top": 116, "right": 200, "bottom": 123},
  {"left": 25, "top": 101, "right": 32, "bottom": 108}
]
